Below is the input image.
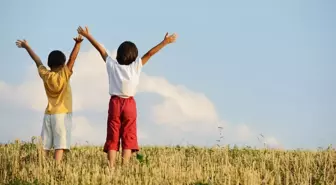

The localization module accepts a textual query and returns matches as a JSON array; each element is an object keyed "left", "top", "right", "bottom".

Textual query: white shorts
[{"left": 41, "top": 113, "right": 72, "bottom": 150}]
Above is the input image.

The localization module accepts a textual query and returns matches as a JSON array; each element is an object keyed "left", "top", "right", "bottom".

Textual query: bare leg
[
  {"left": 122, "top": 149, "right": 132, "bottom": 165},
  {"left": 107, "top": 150, "right": 117, "bottom": 168},
  {"left": 42, "top": 150, "right": 52, "bottom": 160},
  {"left": 54, "top": 149, "right": 64, "bottom": 162},
  {"left": 43, "top": 150, "right": 50, "bottom": 157}
]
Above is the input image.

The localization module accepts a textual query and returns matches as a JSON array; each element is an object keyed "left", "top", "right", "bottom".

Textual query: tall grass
[{"left": 1, "top": 139, "right": 335, "bottom": 185}]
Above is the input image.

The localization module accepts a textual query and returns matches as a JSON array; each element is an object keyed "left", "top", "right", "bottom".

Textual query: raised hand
[
  {"left": 141, "top": 32, "right": 178, "bottom": 65},
  {"left": 77, "top": 26, "right": 90, "bottom": 38},
  {"left": 76, "top": 25, "right": 108, "bottom": 61},
  {"left": 16, "top": 39, "right": 29, "bottom": 49},
  {"left": 163, "top": 33, "right": 178, "bottom": 45},
  {"left": 73, "top": 34, "right": 84, "bottom": 43},
  {"left": 15, "top": 39, "right": 43, "bottom": 67}
]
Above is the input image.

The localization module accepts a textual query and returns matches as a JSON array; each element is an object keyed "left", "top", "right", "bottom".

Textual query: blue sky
[{"left": 0, "top": 0, "right": 335, "bottom": 149}]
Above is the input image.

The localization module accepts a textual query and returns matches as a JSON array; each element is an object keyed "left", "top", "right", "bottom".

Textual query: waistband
[{"left": 111, "top": 95, "right": 134, "bottom": 99}]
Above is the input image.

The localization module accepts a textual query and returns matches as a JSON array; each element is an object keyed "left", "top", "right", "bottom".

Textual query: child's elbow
[{"left": 146, "top": 52, "right": 154, "bottom": 58}]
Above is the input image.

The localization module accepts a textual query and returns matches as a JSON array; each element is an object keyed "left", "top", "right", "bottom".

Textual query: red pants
[{"left": 103, "top": 96, "right": 139, "bottom": 152}]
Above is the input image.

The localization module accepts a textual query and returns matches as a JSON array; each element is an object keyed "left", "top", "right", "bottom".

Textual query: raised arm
[
  {"left": 141, "top": 32, "right": 177, "bottom": 66},
  {"left": 67, "top": 34, "right": 84, "bottom": 71},
  {"left": 16, "top": 40, "right": 43, "bottom": 67},
  {"left": 77, "top": 26, "right": 108, "bottom": 62}
]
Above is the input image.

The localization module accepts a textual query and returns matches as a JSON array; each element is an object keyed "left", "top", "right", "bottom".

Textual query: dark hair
[
  {"left": 48, "top": 50, "right": 66, "bottom": 68},
  {"left": 116, "top": 41, "right": 138, "bottom": 65}
]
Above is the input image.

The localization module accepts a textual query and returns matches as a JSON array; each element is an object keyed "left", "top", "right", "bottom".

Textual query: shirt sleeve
[
  {"left": 63, "top": 65, "right": 73, "bottom": 80},
  {"left": 133, "top": 58, "right": 143, "bottom": 74},
  {"left": 105, "top": 54, "right": 118, "bottom": 71},
  {"left": 38, "top": 65, "right": 49, "bottom": 80},
  {"left": 105, "top": 55, "right": 113, "bottom": 66}
]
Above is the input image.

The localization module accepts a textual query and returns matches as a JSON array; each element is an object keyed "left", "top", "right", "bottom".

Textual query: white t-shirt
[{"left": 106, "top": 55, "right": 143, "bottom": 98}]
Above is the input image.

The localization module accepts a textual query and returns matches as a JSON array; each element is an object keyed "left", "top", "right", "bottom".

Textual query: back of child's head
[
  {"left": 116, "top": 41, "right": 138, "bottom": 65},
  {"left": 48, "top": 50, "right": 66, "bottom": 69}
]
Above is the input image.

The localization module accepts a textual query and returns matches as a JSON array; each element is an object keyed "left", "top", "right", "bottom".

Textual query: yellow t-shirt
[{"left": 38, "top": 65, "right": 73, "bottom": 114}]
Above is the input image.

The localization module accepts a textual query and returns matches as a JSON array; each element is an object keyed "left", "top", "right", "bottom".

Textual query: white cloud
[
  {"left": 235, "top": 124, "right": 254, "bottom": 141},
  {"left": 71, "top": 116, "right": 103, "bottom": 145},
  {"left": 138, "top": 73, "right": 219, "bottom": 132},
  {"left": 70, "top": 49, "right": 110, "bottom": 112},
  {"left": 264, "top": 137, "right": 282, "bottom": 149},
  {"left": 0, "top": 48, "right": 281, "bottom": 148}
]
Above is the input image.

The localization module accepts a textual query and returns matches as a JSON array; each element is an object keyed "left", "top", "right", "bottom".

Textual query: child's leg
[
  {"left": 51, "top": 113, "right": 72, "bottom": 162},
  {"left": 107, "top": 150, "right": 117, "bottom": 168},
  {"left": 104, "top": 96, "right": 122, "bottom": 167},
  {"left": 121, "top": 149, "right": 132, "bottom": 165},
  {"left": 41, "top": 114, "right": 53, "bottom": 157},
  {"left": 43, "top": 150, "right": 50, "bottom": 157},
  {"left": 120, "top": 97, "right": 139, "bottom": 165},
  {"left": 54, "top": 149, "right": 64, "bottom": 162}
]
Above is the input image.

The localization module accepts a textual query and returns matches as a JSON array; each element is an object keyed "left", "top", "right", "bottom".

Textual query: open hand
[
  {"left": 16, "top": 39, "right": 29, "bottom": 49},
  {"left": 163, "top": 33, "right": 177, "bottom": 44},
  {"left": 77, "top": 26, "right": 90, "bottom": 38},
  {"left": 73, "top": 34, "right": 84, "bottom": 43}
]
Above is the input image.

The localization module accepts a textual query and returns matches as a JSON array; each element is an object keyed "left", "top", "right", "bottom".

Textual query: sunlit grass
[{"left": 1, "top": 138, "right": 335, "bottom": 185}]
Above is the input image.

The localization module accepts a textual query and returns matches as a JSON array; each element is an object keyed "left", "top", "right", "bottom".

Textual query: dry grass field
[{"left": 1, "top": 138, "right": 335, "bottom": 185}]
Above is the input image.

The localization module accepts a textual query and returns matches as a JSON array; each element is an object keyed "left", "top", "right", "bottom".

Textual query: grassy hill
[{"left": 1, "top": 139, "right": 335, "bottom": 185}]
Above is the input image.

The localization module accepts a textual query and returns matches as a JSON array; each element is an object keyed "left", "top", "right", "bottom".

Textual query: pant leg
[
  {"left": 104, "top": 96, "right": 122, "bottom": 153},
  {"left": 51, "top": 113, "right": 72, "bottom": 150},
  {"left": 120, "top": 97, "right": 139, "bottom": 152},
  {"left": 41, "top": 114, "right": 53, "bottom": 150}
]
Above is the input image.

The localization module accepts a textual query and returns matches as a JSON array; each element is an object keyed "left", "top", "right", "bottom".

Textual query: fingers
[
  {"left": 16, "top": 40, "right": 24, "bottom": 47},
  {"left": 171, "top": 33, "right": 177, "bottom": 42},
  {"left": 170, "top": 33, "right": 177, "bottom": 38},
  {"left": 77, "top": 26, "right": 83, "bottom": 34},
  {"left": 77, "top": 26, "right": 89, "bottom": 38},
  {"left": 165, "top": 33, "right": 177, "bottom": 43},
  {"left": 77, "top": 34, "right": 83, "bottom": 40},
  {"left": 164, "top": 32, "right": 177, "bottom": 43},
  {"left": 73, "top": 33, "right": 84, "bottom": 42},
  {"left": 77, "top": 26, "right": 85, "bottom": 35}
]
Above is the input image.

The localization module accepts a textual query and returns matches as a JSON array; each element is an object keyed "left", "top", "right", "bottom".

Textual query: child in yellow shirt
[{"left": 16, "top": 35, "right": 83, "bottom": 162}]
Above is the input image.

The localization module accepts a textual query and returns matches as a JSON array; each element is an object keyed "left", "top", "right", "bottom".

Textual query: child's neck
[{"left": 50, "top": 66, "right": 63, "bottom": 72}]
